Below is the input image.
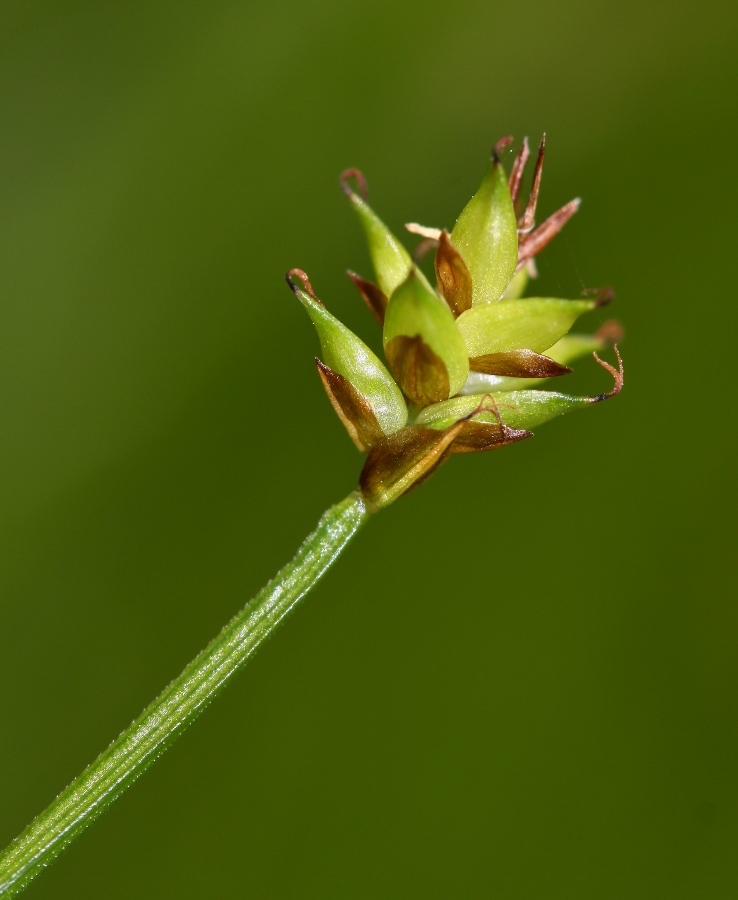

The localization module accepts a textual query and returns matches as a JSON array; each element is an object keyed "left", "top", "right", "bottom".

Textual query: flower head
[{"left": 287, "top": 137, "right": 623, "bottom": 513}]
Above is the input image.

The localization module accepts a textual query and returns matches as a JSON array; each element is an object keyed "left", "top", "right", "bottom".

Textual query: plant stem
[{"left": 0, "top": 491, "right": 369, "bottom": 898}]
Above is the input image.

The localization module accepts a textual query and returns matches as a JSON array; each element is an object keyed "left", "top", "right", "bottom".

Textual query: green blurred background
[{"left": 1, "top": 1, "right": 737, "bottom": 897}]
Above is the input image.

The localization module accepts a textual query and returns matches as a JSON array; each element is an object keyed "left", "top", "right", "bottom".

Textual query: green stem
[{"left": 0, "top": 491, "right": 369, "bottom": 898}]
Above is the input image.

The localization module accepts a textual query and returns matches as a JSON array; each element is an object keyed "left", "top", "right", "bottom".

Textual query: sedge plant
[{"left": 0, "top": 135, "right": 623, "bottom": 897}]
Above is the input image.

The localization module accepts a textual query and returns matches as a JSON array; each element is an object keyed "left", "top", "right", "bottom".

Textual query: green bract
[{"left": 287, "top": 140, "right": 623, "bottom": 510}]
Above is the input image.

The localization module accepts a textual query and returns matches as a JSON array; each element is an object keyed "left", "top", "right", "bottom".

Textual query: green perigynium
[{"left": 288, "top": 136, "right": 623, "bottom": 513}]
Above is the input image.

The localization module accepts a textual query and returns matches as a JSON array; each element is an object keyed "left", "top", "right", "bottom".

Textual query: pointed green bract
[
  {"left": 293, "top": 284, "right": 407, "bottom": 436},
  {"left": 460, "top": 331, "right": 607, "bottom": 394},
  {"left": 451, "top": 159, "right": 518, "bottom": 305},
  {"left": 415, "top": 389, "right": 592, "bottom": 432},
  {"left": 457, "top": 297, "right": 596, "bottom": 358},
  {"left": 345, "top": 190, "right": 430, "bottom": 298},
  {"left": 383, "top": 269, "right": 469, "bottom": 398}
]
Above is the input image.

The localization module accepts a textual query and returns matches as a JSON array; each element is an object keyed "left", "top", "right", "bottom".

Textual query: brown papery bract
[
  {"left": 385, "top": 334, "right": 451, "bottom": 407},
  {"left": 435, "top": 231, "right": 473, "bottom": 317},
  {"left": 359, "top": 422, "right": 465, "bottom": 511},
  {"left": 468, "top": 349, "right": 572, "bottom": 378},
  {"left": 450, "top": 420, "right": 533, "bottom": 454},
  {"left": 347, "top": 271, "right": 389, "bottom": 326},
  {"left": 315, "top": 360, "right": 385, "bottom": 452}
]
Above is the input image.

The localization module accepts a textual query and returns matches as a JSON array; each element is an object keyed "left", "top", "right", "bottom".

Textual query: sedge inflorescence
[{"left": 287, "top": 135, "right": 623, "bottom": 512}]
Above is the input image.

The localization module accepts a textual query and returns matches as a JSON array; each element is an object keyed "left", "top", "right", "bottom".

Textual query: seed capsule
[
  {"left": 341, "top": 169, "right": 431, "bottom": 299},
  {"left": 287, "top": 270, "right": 407, "bottom": 437},
  {"left": 456, "top": 297, "right": 600, "bottom": 358},
  {"left": 383, "top": 269, "right": 469, "bottom": 405},
  {"left": 450, "top": 149, "right": 518, "bottom": 305}
]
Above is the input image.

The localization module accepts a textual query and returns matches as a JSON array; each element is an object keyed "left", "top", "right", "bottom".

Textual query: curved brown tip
[
  {"left": 592, "top": 345, "right": 623, "bottom": 401},
  {"left": 581, "top": 286, "right": 615, "bottom": 307},
  {"left": 596, "top": 319, "right": 625, "bottom": 345},
  {"left": 493, "top": 135, "right": 514, "bottom": 163},
  {"left": 285, "top": 268, "right": 322, "bottom": 304},
  {"left": 340, "top": 168, "right": 368, "bottom": 200}
]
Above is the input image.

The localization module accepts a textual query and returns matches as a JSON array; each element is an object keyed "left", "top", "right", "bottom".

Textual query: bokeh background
[{"left": 1, "top": 1, "right": 737, "bottom": 897}]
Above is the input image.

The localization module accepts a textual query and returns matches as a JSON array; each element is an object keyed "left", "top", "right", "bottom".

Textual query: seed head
[{"left": 288, "top": 138, "right": 623, "bottom": 512}]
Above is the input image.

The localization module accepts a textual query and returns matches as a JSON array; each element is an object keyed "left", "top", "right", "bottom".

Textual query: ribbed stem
[{"left": 0, "top": 491, "right": 369, "bottom": 898}]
